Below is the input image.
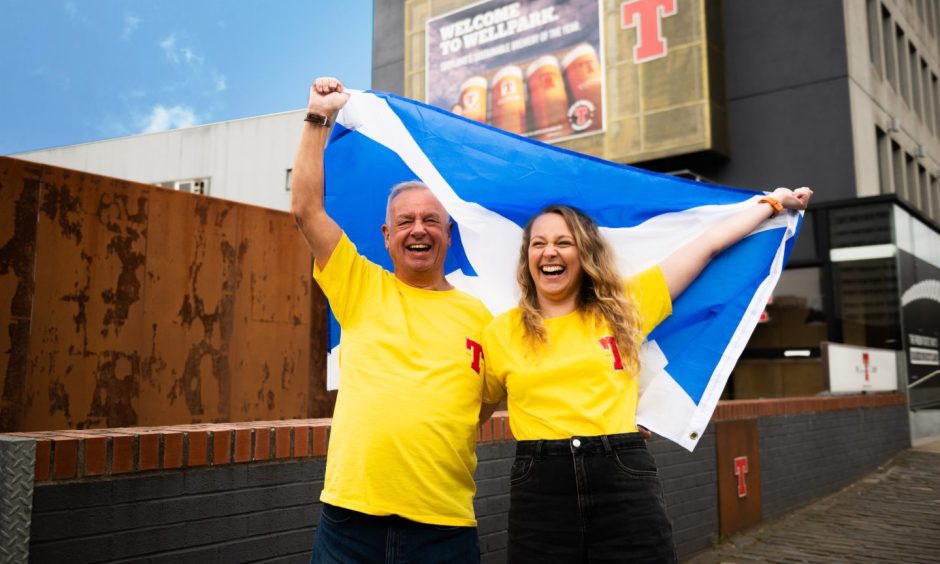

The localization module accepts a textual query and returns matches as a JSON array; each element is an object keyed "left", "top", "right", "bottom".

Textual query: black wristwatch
[{"left": 304, "top": 112, "right": 331, "bottom": 127}]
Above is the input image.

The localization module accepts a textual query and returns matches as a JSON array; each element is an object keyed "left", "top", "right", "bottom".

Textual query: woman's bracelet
[{"left": 758, "top": 196, "right": 784, "bottom": 216}]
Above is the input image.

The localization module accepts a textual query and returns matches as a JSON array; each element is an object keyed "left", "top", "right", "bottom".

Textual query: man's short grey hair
[{"left": 385, "top": 181, "right": 451, "bottom": 225}]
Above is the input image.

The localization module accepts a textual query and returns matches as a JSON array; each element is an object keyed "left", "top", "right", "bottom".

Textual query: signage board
[{"left": 823, "top": 342, "right": 898, "bottom": 394}]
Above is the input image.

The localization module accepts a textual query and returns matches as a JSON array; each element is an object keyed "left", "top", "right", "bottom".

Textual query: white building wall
[
  {"left": 845, "top": 0, "right": 940, "bottom": 222},
  {"left": 12, "top": 109, "right": 307, "bottom": 211}
]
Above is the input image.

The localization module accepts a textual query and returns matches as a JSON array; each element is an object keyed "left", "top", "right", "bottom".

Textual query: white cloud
[
  {"left": 160, "top": 35, "right": 205, "bottom": 68},
  {"left": 160, "top": 34, "right": 178, "bottom": 63},
  {"left": 139, "top": 104, "right": 198, "bottom": 133},
  {"left": 123, "top": 15, "right": 141, "bottom": 39},
  {"left": 64, "top": 0, "right": 90, "bottom": 24},
  {"left": 212, "top": 71, "right": 227, "bottom": 92}
]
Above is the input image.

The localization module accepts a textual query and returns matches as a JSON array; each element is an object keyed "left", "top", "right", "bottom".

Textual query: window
[
  {"left": 833, "top": 258, "right": 902, "bottom": 349},
  {"left": 868, "top": 0, "right": 884, "bottom": 76},
  {"left": 882, "top": 8, "right": 898, "bottom": 90},
  {"left": 932, "top": 72, "right": 940, "bottom": 134},
  {"left": 930, "top": 175, "right": 940, "bottom": 221},
  {"left": 876, "top": 127, "right": 891, "bottom": 194},
  {"left": 906, "top": 152, "right": 917, "bottom": 205},
  {"left": 892, "top": 139, "right": 905, "bottom": 196},
  {"left": 735, "top": 266, "right": 827, "bottom": 399},
  {"left": 921, "top": 58, "right": 934, "bottom": 133},
  {"left": 918, "top": 163, "right": 929, "bottom": 212},
  {"left": 896, "top": 25, "right": 909, "bottom": 103},
  {"left": 159, "top": 177, "right": 209, "bottom": 195},
  {"left": 909, "top": 43, "right": 922, "bottom": 118}
]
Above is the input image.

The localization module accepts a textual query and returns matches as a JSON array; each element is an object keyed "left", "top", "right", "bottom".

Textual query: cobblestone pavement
[{"left": 685, "top": 439, "right": 940, "bottom": 563}]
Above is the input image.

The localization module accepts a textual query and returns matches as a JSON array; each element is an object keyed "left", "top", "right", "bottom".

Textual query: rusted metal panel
[
  {"left": 1, "top": 156, "right": 331, "bottom": 432},
  {"left": 27, "top": 166, "right": 150, "bottom": 430},
  {"left": 0, "top": 160, "right": 40, "bottom": 432},
  {"left": 715, "top": 418, "right": 762, "bottom": 536}
]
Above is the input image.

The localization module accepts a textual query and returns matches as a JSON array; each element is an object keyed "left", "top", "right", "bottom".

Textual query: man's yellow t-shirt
[
  {"left": 313, "top": 234, "right": 492, "bottom": 527},
  {"left": 482, "top": 266, "right": 671, "bottom": 441}
]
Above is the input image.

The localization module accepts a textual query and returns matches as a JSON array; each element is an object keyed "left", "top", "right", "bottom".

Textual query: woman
[{"left": 482, "top": 188, "right": 812, "bottom": 563}]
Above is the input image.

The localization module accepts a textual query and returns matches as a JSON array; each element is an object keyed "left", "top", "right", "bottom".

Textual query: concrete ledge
[
  {"left": 713, "top": 393, "right": 906, "bottom": 421},
  {"left": 1, "top": 413, "right": 513, "bottom": 483},
  {"left": 2, "top": 396, "right": 905, "bottom": 484}
]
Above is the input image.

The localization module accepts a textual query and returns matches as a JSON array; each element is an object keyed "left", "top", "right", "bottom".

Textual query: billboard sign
[{"left": 426, "top": 0, "right": 604, "bottom": 143}]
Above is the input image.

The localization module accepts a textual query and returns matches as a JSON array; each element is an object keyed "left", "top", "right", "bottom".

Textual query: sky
[{"left": 0, "top": 0, "right": 373, "bottom": 155}]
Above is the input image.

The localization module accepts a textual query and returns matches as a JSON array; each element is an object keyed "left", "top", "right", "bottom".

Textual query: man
[{"left": 291, "top": 77, "right": 492, "bottom": 563}]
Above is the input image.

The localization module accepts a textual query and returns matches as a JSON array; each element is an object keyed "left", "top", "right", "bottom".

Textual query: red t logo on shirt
[
  {"left": 599, "top": 336, "right": 624, "bottom": 370},
  {"left": 466, "top": 338, "right": 483, "bottom": 374}
]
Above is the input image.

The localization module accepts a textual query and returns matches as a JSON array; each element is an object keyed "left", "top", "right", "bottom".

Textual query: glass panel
[
  {"left": 833, "top": 258, "right": 902, "bottom": 350},
  {"left": 733, "top": 267, "right": 826, "bottom": 399},
  {"left": 829, "top": 203, "right": 894, "bottom": 248}
]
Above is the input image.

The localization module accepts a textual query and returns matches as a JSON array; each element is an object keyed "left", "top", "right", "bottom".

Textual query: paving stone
[{"left": 684, "top": 441, "right": 940, "bottom": 564}]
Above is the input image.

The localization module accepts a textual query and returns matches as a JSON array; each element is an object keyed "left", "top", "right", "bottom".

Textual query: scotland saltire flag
[{"left": 323, "top": 90, "right": 802, "bottom": 451}]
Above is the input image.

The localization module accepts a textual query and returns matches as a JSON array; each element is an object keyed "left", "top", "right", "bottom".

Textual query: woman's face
[{"left": 527, "top": 212, "right": 583, "bottom": 309}]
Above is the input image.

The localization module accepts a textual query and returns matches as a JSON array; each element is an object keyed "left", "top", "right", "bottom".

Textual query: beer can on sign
[
  {"left": 458, "top": 76, "right": 488, "bottom": 123},
  {"left": 562, "top": 43, "right": 603, "bottom": 132},
  {"left": 526, "top": 55, "right": 572, "bottom": 141},
  {"left": 491, "top": 65, "right": 526, "bottom": 134}
]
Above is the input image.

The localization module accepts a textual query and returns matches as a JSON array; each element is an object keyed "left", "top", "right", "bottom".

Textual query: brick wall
[
  {"left": 651, "top": 425, "right": 719, "bottom": 557},
  {"left": 3, "top": 396, "right": 911, "bottom": 563},
  {"left": 758, "top": 405, "right": 911, "bottom": 519}
]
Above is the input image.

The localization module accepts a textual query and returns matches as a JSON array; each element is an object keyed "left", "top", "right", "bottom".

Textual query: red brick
[
  {"left": 481, "top": 419, "right": 493, "bottom": 442},
  {"left": 82, "top": 437, "right": 108, "bottom": 477},
  {"left": 138, "top": 433, "right": 161, "bottom": 471},
  {"left": 163, "top": 432, "right": 183, "bottom": 469},
  {"left": 253, "top": 427, "right": 271, "bottom": 461},
  {"left": 187, "top": 431, "right": 209, "bottom": 467},
  {"left": 111, "top": 435, "right": 135, "bottom": 474},
  {"left": 34, "top": 439, "right": 51, "bottom": 481},
  {"left": 234, "top": 428, "right": 252, "bottom": 462},
  {"left": 275, "top": 427, "right": 291, "bottom": 459},
  {"left": 312, "top": 425, "right": 328, "bottom": 456},
  {"left": 492, "top": 417, "right": 506, "bottom": 441},
  {"left": 212, "top": 429, "right": 232, "bottom": 465},
  {"left": 293, "top": 426, "right": 310, "bottom": 458},
  {"left": 53, "top": 438, "right": 78, "bottom": 480}
]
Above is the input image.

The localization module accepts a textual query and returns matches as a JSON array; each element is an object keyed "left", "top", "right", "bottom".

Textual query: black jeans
[
  {"left": 310, "top": 504, "right": 479, "bottom": 564},
  {"left": 508, "top": 433, "right": 677, "bottom": 564}
]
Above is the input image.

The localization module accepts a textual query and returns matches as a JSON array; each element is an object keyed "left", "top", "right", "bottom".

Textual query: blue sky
[{"left": 0, "top": 0, "right": 373, "bottom": 155}]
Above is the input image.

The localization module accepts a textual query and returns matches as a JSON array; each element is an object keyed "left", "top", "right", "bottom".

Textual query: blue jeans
[
  {"left": 310, "top": 503, "right": 480, "bottom": 564},
  {"left": 508, "top": 433, "right": 677, "bottom": 563}
]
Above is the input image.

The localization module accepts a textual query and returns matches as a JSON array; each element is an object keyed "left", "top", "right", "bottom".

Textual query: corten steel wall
[{"left": 0, "top": 157, "right": 333, "bottom": 432}]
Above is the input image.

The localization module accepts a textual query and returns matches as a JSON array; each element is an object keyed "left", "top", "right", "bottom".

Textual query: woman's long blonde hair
[{"left": 517, "top": 205, "right": 643, "bottom": 371}]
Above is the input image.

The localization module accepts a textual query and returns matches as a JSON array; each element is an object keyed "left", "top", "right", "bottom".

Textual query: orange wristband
[{"left": 758, "top": 196, "right": 784, "bottom": 216}]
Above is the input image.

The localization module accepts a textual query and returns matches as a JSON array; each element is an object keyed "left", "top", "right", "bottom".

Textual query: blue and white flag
[{"left": 324, "top": 90, "right": 802, "bottom": 451}]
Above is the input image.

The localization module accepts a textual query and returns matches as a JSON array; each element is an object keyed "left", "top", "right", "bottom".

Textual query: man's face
[{"left": 382, "top": 188, "right": 451, "bottom": 285}]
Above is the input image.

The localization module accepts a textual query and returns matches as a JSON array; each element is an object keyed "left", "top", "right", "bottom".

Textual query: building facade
[{"left": 373, "top": 0, "right": 940, "bottom": 435}]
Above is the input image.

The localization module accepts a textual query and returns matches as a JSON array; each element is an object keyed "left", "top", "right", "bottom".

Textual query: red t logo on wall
[
  {"left": 466, "top": 338, "right": 483, "bottom": 374},
  {"left": 733, "top": 456, "right": 749, "bottom": 498},
  {"left": 862, "top": 352, "right": 870, "bottom": 382},
  {"left": 620, "top": 0, "right": 678, "bottom": 63}
]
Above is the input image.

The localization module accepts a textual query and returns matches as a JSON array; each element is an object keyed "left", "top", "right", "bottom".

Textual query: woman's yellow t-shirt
[{"left": 482, "top": 266, "right": 672, "bottom": 440}]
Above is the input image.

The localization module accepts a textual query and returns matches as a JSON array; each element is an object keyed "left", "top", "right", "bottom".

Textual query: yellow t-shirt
[
  {"left": 313, "top": 234, "right": 492, "bottom": 527},
  {"left": 482, "top": 266, "right": 671, "bottom": 441}
]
